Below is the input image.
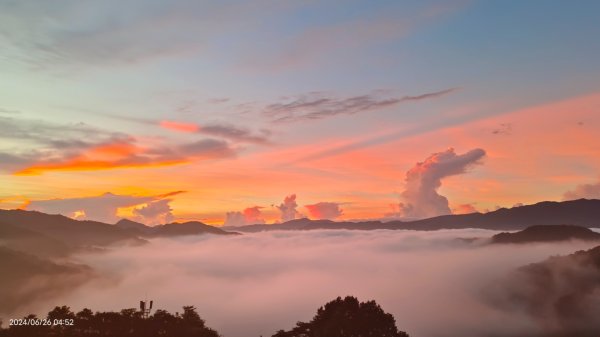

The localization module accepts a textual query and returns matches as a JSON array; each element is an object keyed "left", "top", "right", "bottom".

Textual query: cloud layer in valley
[{"left": 13, "top": 229, "right": 600, "bottom": 337}]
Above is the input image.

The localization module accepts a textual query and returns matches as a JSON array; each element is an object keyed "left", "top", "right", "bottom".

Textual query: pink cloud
[
  {"left": 305, "top": 202, "right": 343, "bottom": 220},
  {"left": 160, "top": 120, "right": 200, "bottom": 133},
  {"left": 224, "top": 206, "right": 265, "bottom": 226}
]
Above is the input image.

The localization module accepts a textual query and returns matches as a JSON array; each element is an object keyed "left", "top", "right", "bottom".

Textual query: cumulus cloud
[
  {"left": 224, "top": 206, "right": 265, "bottom": 226},
  {"left": 26, "top": 191, "right": 184, "bottom": 224},
  {"left": 21, "top": 230, "right": 599, "bottom": 337},
  {"left": 563, "top": 180, "right": 600, "bottom": 200},
  {"left": 276, "top": 194, "right": 300, "bottom": 222},
  {"left": 132, "top": 199, "right": 175, "bottom": 225},
  {"left": 264, "top": 89, "right": 456, "bottom": 123},
  {"left": 398, "top": 148, "right": 486, "bottom": 219},
  {"left": 305, "top": 202, "right": 343, "bottom": 220},
  {"left": 452, "top": 203, "right": 478, "bottom": 215}
]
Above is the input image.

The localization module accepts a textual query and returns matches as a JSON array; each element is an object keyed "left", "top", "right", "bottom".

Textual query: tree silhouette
[
  {"left": 0, "top": 297, "right": 410, "bottom": 337},
  {"left": 0, "top": 305, "right": 220, "bottom": 337},
  {"left": 272, "top": 296, "right": 410, "bottom": 337}
]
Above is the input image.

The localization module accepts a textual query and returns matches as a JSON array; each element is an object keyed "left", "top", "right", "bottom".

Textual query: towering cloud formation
[
  {"left": 399, "top": 148, "right": 486, "bottom": 219},
  {"left": 277, "top": 194, "right": 300, "bottom": 222},
  {"left": 224, "top": 206, "right": 265, "bottom": 226},
  {"left": 305, "top": 202, "right": 343, "bottom": 220}
]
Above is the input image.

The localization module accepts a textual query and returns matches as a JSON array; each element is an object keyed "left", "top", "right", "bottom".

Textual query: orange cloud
[
  {"left": 13, "top": 136, "right": 234, "bottom": 175},
  {"left": 15, "top": 158, "right": 187, "bottom": 176},
  {"left": 14, "top": 141, "right": 186, "bottom": 175},
  {"left": 160, "top": 120, "right": 200, "bottom": 133},
  {"left": 452, "top": 203, "right": 477, "bottom": 214},
  {"left": 305, "top": 202, "right": 343, "bottom": 220},
  {"left": 0, "top": 196, "right": 30, "bottom": 210}
]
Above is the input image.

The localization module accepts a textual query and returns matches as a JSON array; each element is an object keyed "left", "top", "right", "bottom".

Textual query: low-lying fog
[{"left": 22, "top": 229, "right": 600, "bottom": 336}]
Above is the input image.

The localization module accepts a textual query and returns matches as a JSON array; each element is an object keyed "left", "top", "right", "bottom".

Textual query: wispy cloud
[
  {"left": 14, "top": 138, "right": 235, "bottom": 175},
  {"left": 195, "top": 124, "right": 271, "bottom": 145},
  {"left": 263, "top": 88, "right": 457, "bottom": 123},
  {"left": 0, "top": 116, "right": 236, "bottom": 175},
  {"left": 0, "top": 108, "right": 20, "bottom": 115},
  {"left": 0, "top": 0, "right": 302, "bottom": 71},
  {"left": 243, "top": 2, "right": 466, "bottom": 71},
  {"left": 160, "top": 120, "right": 200, "bottom": 133},
  {"left": 160, "top": 120, "right": 271, "bottom": 145},
  {"left": 104, "top": 115, "right": 271, "bottom": 145}
]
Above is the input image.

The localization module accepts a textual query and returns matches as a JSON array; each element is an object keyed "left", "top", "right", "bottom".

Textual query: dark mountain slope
[
  {"left": 0, "top": 209, "right": 145, "bottom": 247},
  {"left": 0, "top": 221, "right": 71, "bottom": 257},
  {"left": 488, "top": 245, "right": 600, "bottom": 336},
  {"left": 150, "top": 221, "right": 238, "bottom": 237},
  {"left": 115, "top": 218, "right": 152, "bottom": 234},
  {"left": 393, "top": 199, "right": 600, "bottom": 231},
  {"left": 0, "top": 246, "right": 93, "bottom": 315},
  {"left": 491, "top": 225, "right": 600, "bottom": 244}
]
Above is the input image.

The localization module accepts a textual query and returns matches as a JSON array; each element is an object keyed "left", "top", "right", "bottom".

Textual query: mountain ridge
[{"left": 227, "top": 199, "right": 600, "bottom": 232}]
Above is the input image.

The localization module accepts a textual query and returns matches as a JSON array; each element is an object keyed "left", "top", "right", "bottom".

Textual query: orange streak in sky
[
  {"left": 14, "top": 159, "right": 188, "bottom": 175},
  {"left": 14, "top": 141, "right": 187, "bottom": 175},
  {"left": 160, "top": 120, "right": 200, "bottom": 133},
  {"left": 91, "top": 141, "right": 140, "bottom": 157}
]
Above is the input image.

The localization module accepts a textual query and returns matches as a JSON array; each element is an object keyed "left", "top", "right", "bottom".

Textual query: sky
[{"left": 1, "top": 0, "right": 600, "bottom": 225}]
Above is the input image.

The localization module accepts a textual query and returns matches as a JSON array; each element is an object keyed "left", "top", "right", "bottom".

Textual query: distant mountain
[
  {"left": 395, "top": 199, "right": 600, "bottom": 231},
  {"left": 0, "top": 210, "right": 237, "bottom": 317},
  {"left": 230, "top": 199, "right": 600, "bottom": 232},
  {"left": 0, "top": 210, "right": 237, "bottom": 255},
  {"left": 115, "top": 218, "right": 237, "bottom": 237},
  {"left": 115, "top": 218, "right": 153, "bottom": 234},
  {"left": 150, "top": 221, "right": 238, "bottom": 237},
  {"left": 0, "top": 221, "right": 72, "bottom": 257},
  {"left": 0, "top": 210, "right": 146, "bottom": 252},
  {"left": 491, "top": 225, "right": 600, "bottom": 244},
  {"left": 223, "top": 219, "right": 385, "bottom": 232}
]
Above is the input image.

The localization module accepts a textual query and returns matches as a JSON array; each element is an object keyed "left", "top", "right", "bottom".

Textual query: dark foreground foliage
[
  {"left": 0, "top": 297, "right": 410, "bottom": 337},
  {"left": 272, "top": 296, "right": 410, "bottom": 337},
  {"left": 0, "top": 305, "right": 220, "bottom": 337}
]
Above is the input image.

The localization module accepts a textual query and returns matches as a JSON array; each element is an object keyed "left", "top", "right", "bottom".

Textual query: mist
[{"left": 17, "top": 229, "right": 600, "bottom": 337}]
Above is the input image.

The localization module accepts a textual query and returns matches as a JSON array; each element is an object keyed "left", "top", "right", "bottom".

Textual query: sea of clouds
[{"left": 25, "top": 229, "right": 600, "bottom": 337}]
